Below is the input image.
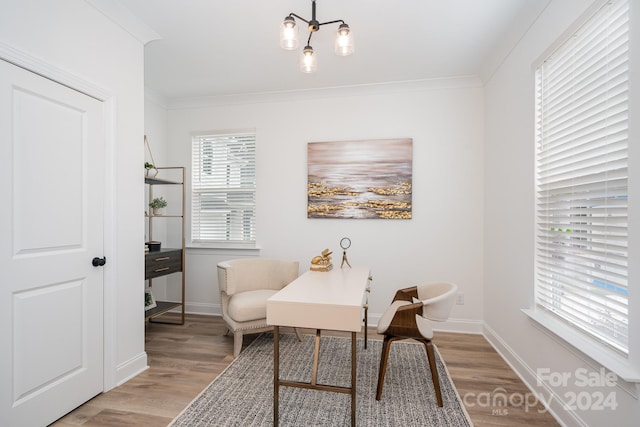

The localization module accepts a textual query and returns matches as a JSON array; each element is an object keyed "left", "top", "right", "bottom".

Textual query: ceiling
[{"left": 116, "top": 0, "right": 549, "bottom": 100}]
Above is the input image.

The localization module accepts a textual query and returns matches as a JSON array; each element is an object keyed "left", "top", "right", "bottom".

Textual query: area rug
[{"left": 170, "top": 333, "right": 472, "bottom": 426}]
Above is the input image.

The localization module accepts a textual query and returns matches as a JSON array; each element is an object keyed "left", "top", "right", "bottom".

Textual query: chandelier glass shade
[
  {"left": 280, "top": 0, "right": 354, "bottom": 73},
  {"left": 300, "top": 45, "right": 317, "bottom": 73},
  {"left": 280, "top": 16, "right": 299, "bottom": 50},
  {"left": 335, "top": 23, "right": 354, "bottom": 56}
]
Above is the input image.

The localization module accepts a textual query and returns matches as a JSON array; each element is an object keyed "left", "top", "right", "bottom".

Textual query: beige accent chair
[
  {"left": 375, "top": 282, "right": 458, "bottom": 406},
  {"left": 217, "top": 258, "right": 300, "bottom": 357}
]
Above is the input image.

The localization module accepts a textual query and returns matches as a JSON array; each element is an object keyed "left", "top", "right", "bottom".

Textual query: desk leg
[
  {"left": 351, "top": 331, "right": 356, "bottom": 426},
  {"left": 274, "top": 325, "right": 279, "bottom": 427},
  {"left": 311, "top": 329, "right": 321, "bottom": 385}
]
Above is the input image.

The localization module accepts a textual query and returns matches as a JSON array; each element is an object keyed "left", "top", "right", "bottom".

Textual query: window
[
  {"left": 534, "top": 0, "right": 629, "bottom": 354},
  {"left": 191, "top": 132, "right": 256, "bottom": 246}
]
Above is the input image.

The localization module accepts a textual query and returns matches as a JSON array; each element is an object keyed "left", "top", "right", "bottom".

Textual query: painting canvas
[{"left": 308, "top": 138, "right": 412, "bottom": 219}]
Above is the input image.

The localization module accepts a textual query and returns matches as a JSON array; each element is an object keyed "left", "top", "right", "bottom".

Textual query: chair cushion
[
  {"left": 376, "top": 300, "right": 412, "bottom": 334},
  {"left": 415, "top": 314, "right": 434, "bottom": 340},
  {"left": 416, "top": 282, "right": 458, "bottom": 321},
  {"left": 228, "top": 289, "right": 278, "bottom": 322}
]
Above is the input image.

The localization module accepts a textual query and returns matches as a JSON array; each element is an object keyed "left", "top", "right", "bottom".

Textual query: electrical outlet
[{"left": 456, "top": 292, "right": 464, "bottom": 305}]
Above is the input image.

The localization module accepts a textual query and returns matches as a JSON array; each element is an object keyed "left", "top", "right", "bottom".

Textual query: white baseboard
[
  {"left": 185, "top": 302, "right": 221, "bottom": 316},
  {"left": 482, "top": 323, "right": 584, "bottom": 427},
  {"left": 115, "top": 351, "right": 148, "bottom": 388},
  {"left": 435, "top": 317, "right": 484, "bottom": 335}
]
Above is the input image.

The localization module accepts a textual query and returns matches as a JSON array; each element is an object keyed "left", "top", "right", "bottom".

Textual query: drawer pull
[
  {"left": 154, "top": 267, "right": 170, "bottom": 273},
  {"left": 154, "top": 257, "right": 170, "bottom": 261}
]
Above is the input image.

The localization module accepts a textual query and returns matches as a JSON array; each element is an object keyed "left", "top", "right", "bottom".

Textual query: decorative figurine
[
  {"left": 310, "top": 249, "right": 333, "bottom": 272},
  {"left": 340, "top": 237, "right": 352, "bottom": 268}
]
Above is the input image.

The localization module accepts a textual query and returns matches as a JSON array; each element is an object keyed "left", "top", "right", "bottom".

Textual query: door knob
[{"left": 92, "top": 257, "right": 106, "bottom": 267}]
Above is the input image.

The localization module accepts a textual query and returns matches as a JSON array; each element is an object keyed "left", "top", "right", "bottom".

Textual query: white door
[{"left": 0, "top": 59, "right": 105, "bottom": 426}]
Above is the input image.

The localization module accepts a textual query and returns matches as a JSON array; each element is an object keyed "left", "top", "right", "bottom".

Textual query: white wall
[
  {"left": 0, "top": 0, "right": 147, "bottom": 388},
  {"left": 144, "top": 92, "right": 169, "bottom": 168},
  {"left": 144, "top": 91, "right": 171, "bottom": 301},
  {"left": 159, "top": 79, "right": 486, "bottom": 330},
  {"left": 484, "top": 0, "right": 640, "bottom": 425}
]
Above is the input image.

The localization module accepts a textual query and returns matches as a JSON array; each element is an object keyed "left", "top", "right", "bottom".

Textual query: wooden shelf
[
  {"left": 144, "top": 176, "right": 180, "bottom": 185},
  {"left": 145, "top": 301, "right": 182, "bottom": 320},
  {"left": 145, "top": 166, "right": 185, "bottom": 325}
]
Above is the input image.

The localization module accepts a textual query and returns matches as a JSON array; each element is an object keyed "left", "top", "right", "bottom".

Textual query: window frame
[
  {"left": 525, "top": 0, "right": 639, "bottom": 382},
  {"left": 190, "top": 130, "right": 257, "bottom": 249}
]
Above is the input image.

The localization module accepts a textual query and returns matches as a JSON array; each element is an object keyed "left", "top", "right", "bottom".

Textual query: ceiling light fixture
[{"left": 279, "top": 0, "right": 354, "bottom": 73}]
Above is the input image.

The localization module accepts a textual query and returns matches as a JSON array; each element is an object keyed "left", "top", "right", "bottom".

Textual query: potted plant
[
  {"left": 149, "top": 196, "right": 167, "bottom": 215},
  {"left": 145, "top": 162, "right": 158, "bottom": 177}
]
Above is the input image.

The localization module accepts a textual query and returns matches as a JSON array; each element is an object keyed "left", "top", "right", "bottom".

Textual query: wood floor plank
[{"left": 51, "top": 314, "right": 559, "bottom": 426}]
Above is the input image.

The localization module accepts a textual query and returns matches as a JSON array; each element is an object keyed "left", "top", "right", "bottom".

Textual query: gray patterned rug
[{"left": 170, "top": 333, "right": 472, "bottom": 426}]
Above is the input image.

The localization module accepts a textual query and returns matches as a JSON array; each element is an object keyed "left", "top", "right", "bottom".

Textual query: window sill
[
  {"left": 522, "top": 308, "right": 640, "bottom": 384},
  {"left": 186, "top": 243, "right": 261, "bottom": 255}
]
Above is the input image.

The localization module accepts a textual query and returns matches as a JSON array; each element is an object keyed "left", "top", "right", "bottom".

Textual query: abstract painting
[{"left": 307, "top": 138, "right": 412, "bottom": 219}]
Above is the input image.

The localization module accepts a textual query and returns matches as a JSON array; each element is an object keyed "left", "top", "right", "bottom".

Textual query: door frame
[{"left": 0, "top": 40, "right": 119, "bottom": 391}]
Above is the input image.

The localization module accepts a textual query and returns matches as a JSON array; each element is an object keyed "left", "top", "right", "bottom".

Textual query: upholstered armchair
[
  {"left": 217, "top": 258, "right": 300, "bottom": 357},
  {"left": 375, "top": 282, "right": 458, "bottom": 406}
]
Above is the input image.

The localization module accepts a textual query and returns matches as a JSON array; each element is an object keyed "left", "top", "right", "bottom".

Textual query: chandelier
[{"left": 279, "top": 0, "right": 354, "bottom": 73}]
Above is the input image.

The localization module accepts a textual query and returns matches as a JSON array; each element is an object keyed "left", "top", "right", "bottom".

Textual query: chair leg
[
  {"left": 422, "top": 340, "right": 443, "bottom": 407},
  {"left": 376, "top": 335, "right": 394, "bottom": 400},
  {"left": 294, "top": 327, "right": 303, "bottom": 342},
  {"left": 233, "top": 331, "right": 243, "bottom": 358}
]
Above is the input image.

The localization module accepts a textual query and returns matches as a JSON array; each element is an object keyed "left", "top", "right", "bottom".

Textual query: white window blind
[
  {"left": 535, "top": 0, "right": 629, "bottom": 354},
  {"left": 191, "top": 132, "right": 256, "bottom": 245}
]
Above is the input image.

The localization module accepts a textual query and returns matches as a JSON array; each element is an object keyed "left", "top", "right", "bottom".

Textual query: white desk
[{"left": 267, "top": 267, "right": 371, "bottom": 426}]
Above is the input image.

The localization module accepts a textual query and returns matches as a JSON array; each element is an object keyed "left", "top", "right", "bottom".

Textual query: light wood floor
[{"left": 52, "top": 314, "right": 559, "bottom": 426}]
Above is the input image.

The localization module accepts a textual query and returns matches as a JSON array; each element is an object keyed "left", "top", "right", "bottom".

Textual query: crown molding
[
  {"left": 85, "top": 0, "right": 161, "bottom": 45},
  {"left": 479, "top": 0, "right": 552, "bottom": 83},
  {"left": 144, "top": 86, "right": 169, "bottom": 109},
  {"left": 166, "top": 76, "right": 483, "bottom": 110}
]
